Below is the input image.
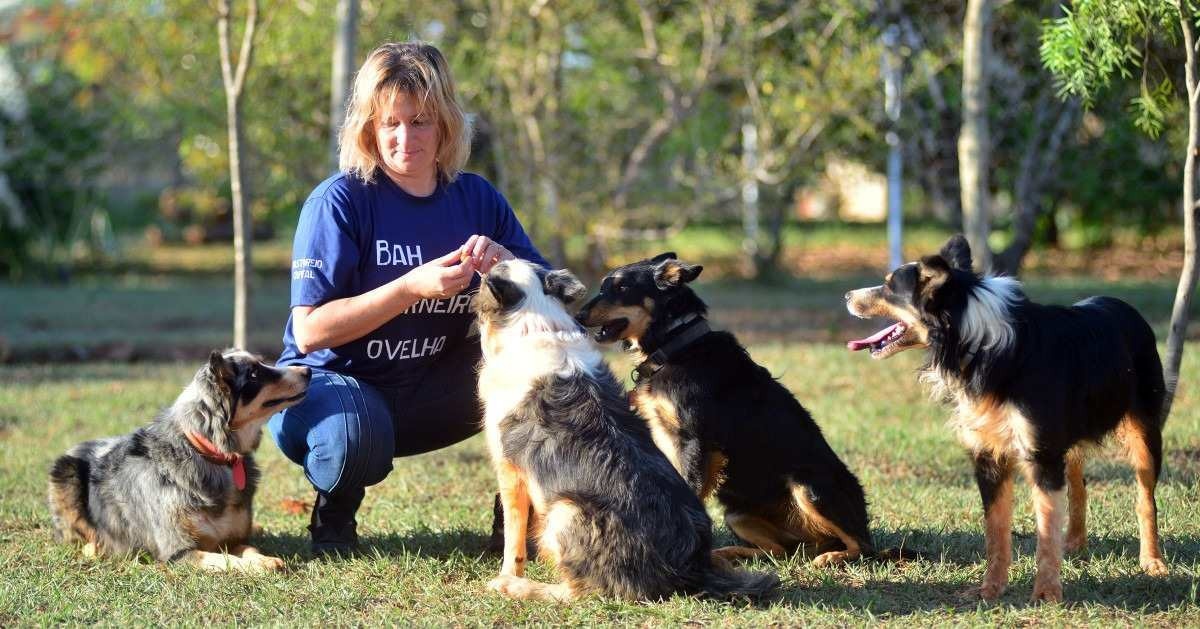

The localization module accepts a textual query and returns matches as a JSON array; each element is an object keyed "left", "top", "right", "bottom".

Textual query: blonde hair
[{"left": 338, "top": 42, "right": 471, "bottom": 184}]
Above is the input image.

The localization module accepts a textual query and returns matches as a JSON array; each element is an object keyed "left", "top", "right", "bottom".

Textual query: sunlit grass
[{"left": 2, "top": 343, "right": 1198, "bottom": 625}]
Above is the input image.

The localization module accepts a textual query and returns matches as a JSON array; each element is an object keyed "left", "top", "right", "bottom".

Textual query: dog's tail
[
  {"left": 47, "top": 453, "right": 98, "bottom": 546},
  {"left": 699, "top": 562, "right": 779, "bottom": 600}
]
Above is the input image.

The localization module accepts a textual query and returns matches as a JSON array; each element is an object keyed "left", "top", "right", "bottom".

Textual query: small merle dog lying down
[
  {"left": 845, "top": 234, "right": 1170, "bottom": 602},
  {"left": 48, "top": 350, "right": 310, "bottom": 571},
  {"left": 473, "top": 258, "right": 777, "bottom": 602},
  {"left": 576, "top": 252, "right": 879, "bottom": 567}
]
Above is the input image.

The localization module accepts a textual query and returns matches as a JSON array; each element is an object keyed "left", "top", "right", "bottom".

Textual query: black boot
[
  {"left": 486, "top": 492, "right": 504, "bottom": 553},
  {"left": 310, "top": 486, "right": 364, "bottom": 558}
]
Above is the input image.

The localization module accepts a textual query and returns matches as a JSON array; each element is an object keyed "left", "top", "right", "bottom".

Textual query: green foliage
[
  {"left": 1040, "top": 0, "right": 1181, "bottom": 138},
  {"left": 0, "top": 36, "right": 111, "bottom": 278}
]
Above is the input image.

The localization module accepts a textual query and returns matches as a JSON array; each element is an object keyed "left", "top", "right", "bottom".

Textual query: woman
[{"left": 270, "top": 41, "right": 548, "bottom": 556}]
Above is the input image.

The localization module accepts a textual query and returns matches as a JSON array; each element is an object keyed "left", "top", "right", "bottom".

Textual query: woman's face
[{"left": 375, "top": 92, "right": 439, "bottom": 186}]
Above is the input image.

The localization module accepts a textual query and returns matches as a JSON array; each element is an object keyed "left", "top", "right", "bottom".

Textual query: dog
[
  {"left": 844, "top": 234, "right": 1169, "bottom": 602},
  {"left": 47, "top": 350, "right": 311, "bottom": 571},
  {"left": 575, "top": 252, "right": 876, "bottom": 567},
  {"left": 473, "top": 258, "right": 778, "bottom": 602}
]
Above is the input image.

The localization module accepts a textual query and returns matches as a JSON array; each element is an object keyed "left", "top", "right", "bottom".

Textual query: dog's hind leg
[
  {"left": 789, "top": 484, "right": 866, "bottom": 567},
  {"left": 1065, "top": 448, "right": 1087, "bottom": 554},
  {"left": 1119, "top": 415, "right": 1169, "bottom": 576},
  {"left": 713, "top": 512, "right": 789, "bottom": 564},
  {"left": 487, "top": 574, "right": 575, "bottom": 602},
  {"left": 47, "top": 454, "right": 98, "bottom": 547}
]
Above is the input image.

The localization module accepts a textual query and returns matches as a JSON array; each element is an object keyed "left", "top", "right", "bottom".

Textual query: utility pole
[{"left": 882, "top": 20, "right": 903, "bottom": 270}]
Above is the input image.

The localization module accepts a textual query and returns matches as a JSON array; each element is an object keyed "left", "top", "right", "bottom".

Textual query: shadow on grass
[
  {"left": 251, "top": 523, "right": 1197, "bottom": 613},
  {"left": 253, "top": 525, "right": 496, "bottom": 562},
  {"left": 775, "top": 569, "right": 1198, "bottom": 614},
  {"left": 1083, "top": 448, "right": 1200, "bottom": 486}
]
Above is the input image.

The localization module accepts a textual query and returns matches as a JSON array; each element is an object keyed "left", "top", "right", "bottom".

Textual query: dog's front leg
[
  {"left": 230, "top": 544, "right": 286, "bottom": 571},
  {"left": 1028, "top": 455, "right": 1067, "bottom": 603},
  {"left": 495, "top": 460, "right": 530, "bottom": 578},
  {"left": 180, "top": 549, "right": 283, "bottom": 573},
  {"left": 972, "top": 451, "right": 1014, "bottom": 601}
]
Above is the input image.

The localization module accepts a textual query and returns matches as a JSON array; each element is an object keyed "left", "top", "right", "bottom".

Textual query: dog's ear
[
  {"left": 205, "top": 350, "right": 235, "bottom": 387},
  {"left": 918, "top": 255, "right": 952, "bottom": 297},
  {"left": 543, "top": 268, "right": 587, "bottom": 304},
  {"left": 939, "top": 234, "right": 973, "bottom": 272},
  {"left": 485, "top": 275, "right": 525, "bottom": 306},
  {"left": 650, "top": 251, "right": 678, "bottom": 264},
  {"left": 653, "top": 259, "right": 703, "bottom": 290}
]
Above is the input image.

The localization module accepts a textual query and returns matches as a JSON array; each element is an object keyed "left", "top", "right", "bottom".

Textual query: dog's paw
[
  {"left": 1064, "top": 535, "right": 1087, "bottom": 555},
  {"left": 812, "top": 550, "right": 857, "bottom": 568},
  {"left": 1030, "top": 576, "right": 1063, "bottom": 604},
  {"left": 711, "top": 545, "right": 761, "bottom": 563},
  {"left": 248, "top": 554, "right": 286, "bottom": 572},
  {"left": 1141, "top": 556, "right": 1169, "bottom": 576},
  {"left": 487, "top": 574, "right": 524, "bottom": 596},
  {"left": 960, "top": 579, "right": 1006, "bottom": 602}
]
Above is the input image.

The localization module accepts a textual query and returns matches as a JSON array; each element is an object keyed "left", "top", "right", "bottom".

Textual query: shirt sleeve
[
  {"left": 290, "top": 196, "right": 360, "bottom": 308},
  {"left": 488, "top": 184, "right": 551, "bottom": 269}
]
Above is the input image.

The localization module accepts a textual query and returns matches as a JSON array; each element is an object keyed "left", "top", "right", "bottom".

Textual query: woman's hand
[
  {"left": 462, "top": 235, "right": 514, "bottom": 274},
  {"left": 400, "top": 247, "right": 478, "bottom": 299}
]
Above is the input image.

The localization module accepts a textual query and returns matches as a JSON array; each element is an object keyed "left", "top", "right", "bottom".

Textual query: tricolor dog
[
  {"left": 845, "top": 234, "right": 1169, "bottom": 602},
  {"left": 48, "top": 350, "right": 310, "bottom": 571},
  {"left": 474, "top": 259, "right": 777, "bottom": 602}
]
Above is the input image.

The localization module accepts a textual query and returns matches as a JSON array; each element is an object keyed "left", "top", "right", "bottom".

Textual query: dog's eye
[
  {"left": 247, "top": 369, "right": 258, "bottom": 380},
  {"left": 616, "top": 284, "right": 628, "bottom": 294}
]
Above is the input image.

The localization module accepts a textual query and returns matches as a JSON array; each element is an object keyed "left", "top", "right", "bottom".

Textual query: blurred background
[{"left": 0, "top": 0, "right": 1195, "bottom": 361}]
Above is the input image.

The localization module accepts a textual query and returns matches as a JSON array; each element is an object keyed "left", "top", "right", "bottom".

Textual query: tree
[
  {"left": 217, "top": 0, "right": 259, "bottom": 350},
  {"left": 331, "top": 0, "right": 358, "bottom": 170},
  {"left": 907, "top": 1, "right": 1081, "bottom": 275},
  {"left": 1042, "top": 0, "right": 1200, "bottom": 421},
  {"left": 959, "top": 0, "right": 994, "bottom": 272}
]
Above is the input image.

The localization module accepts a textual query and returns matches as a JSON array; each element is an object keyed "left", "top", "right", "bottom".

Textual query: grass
[
  {"left": 2, "top": 341, "right": 1199, "bottom": 625},
  {"left": 3, "top": 227, "right": 1200, "bottom": 623}
]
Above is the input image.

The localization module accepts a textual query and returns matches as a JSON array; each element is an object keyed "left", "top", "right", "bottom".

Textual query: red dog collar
[{"left": 185, "top": 431, "right": 246, "bottom": 490}]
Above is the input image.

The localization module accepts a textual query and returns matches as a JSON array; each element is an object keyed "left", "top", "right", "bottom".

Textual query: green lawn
[
  {"left": 2, "top": 342, "right": 1198, "bottom": 625},
  {"left": 3, "top": 229, "right": 1200, "bottom": 624}
]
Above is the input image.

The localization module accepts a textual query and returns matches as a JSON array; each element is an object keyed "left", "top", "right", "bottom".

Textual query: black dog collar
[{"left": 632, "top": 315, "right": 711, "bottom": 384}]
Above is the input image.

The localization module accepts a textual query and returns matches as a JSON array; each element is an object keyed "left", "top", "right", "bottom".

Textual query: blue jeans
[{"left": 269, "top": 340, "right": 483, "bottom": 497}]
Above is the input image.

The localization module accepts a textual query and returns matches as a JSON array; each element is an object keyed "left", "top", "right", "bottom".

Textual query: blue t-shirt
[{"left": 277, "top": 171, "right": 548, "bottom": 388}]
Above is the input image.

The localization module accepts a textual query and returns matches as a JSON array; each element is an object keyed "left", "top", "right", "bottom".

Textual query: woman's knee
[{"left": 268, "top": 371, "right": 395, "bottom": 494}]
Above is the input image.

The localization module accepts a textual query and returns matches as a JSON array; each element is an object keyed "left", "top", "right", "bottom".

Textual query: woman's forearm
[{"left": 292, "top": 277, "right": 422, "bottom": 353}]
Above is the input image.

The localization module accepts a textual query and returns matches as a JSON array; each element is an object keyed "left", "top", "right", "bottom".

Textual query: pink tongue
[{"left": 847, "top": 322, "right": 901, "bottom": 351}]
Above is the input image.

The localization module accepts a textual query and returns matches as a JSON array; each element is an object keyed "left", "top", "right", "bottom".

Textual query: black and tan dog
[
  {"left": 575, "top": 252, "right": 876, "bottom": 567},
  {"left": 473, "top": 258, "right": 777, "bottom": 602},
  {"left": 845, "top": 234, "right": 1169, "bottom": 602},
  {"left": 48, "top": 350, "right": 310, "bottom": 571}
]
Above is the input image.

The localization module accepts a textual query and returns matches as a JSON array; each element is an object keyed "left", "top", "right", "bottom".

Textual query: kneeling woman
[{"left": 270, "top": 41, "right": 547, "bottom": 555}]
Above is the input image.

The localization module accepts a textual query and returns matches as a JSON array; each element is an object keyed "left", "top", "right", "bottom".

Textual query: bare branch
[{"left": 216, "top": 0, "right": 258, "bottom": 97}]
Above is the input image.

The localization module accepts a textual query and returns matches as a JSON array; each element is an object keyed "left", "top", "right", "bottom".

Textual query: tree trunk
[
  {"left": 218, "top": 0, "right": 258, "bottom": 350},
  {"left": 740, "top": 107, "right": 763, "bottom": 277},
  {"left": 330, "top": 0, "right": 358, "bottom": 170},
  {"left": 959, "top": 0, "right": 993, "bottom": 272},
  {"left": 993, "top": 99, "right": 1077, "bottom": 276},
  {"left": 1162, "top": 4, "right": 1200, "bottom": 422}
]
